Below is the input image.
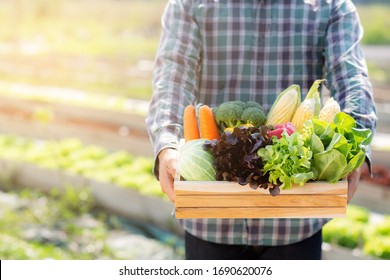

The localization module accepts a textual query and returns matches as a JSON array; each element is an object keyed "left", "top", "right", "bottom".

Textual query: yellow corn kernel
[
  {"left": 291, "top": 98, "right": 316, "bottom": 130},
  {"left": 266, "top": 85, "right": 301, "bottom": 126},
  {"left": 319, "top": 97, "right": 340, "bottom": 123}
]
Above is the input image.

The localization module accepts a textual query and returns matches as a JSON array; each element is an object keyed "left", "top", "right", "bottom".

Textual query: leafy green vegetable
[
  {"left": 333, "top": 111, "right": 356, "bottom": 131},
  {"left": 177, "top": 139, "right": 216, "bottom": 181},
  {"left": 313, "top": 149, "right": 347, "bottom": 182},
  {"left": 257, "top": 131, "right": 314, "bottom": 190},
  {"left": 309, "top": 133, "right": 324, "bottom": 154},
  {"left": 326, "top": 133, "right": 349, "bottom": 157},
  {"left": 302, "top": 112, "right": 373, "bottom": 182}
]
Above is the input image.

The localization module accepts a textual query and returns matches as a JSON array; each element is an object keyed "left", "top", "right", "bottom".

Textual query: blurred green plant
[
  {"left": 0, "top": 185, "right": 117, "bottom": 260},
  {"left": 367, "top": 62, "right": 390, "bottom": 87},
  {"left": 0, "top": 233, "right": 71, "bottom": 260},
  {"left": 357, "top": 5, "right": 390, "bottom": 45},
  {"left": 323, "top": 205, "right": 390, "bottom": 259},
  {"left": 0, "top": 1, "right": 388, "bottom": 102},
  {"left": 0, "top": 0, "right": 166, "bottom": 100},
  {"left": 0, "top": 134, "right": 162, "bottom": 197}
]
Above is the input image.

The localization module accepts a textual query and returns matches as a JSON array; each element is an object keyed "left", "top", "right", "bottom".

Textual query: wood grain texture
[
  {"left": 175, "top": 194, "right": 347, "bottom": 208},
  {"left": 174, "top": 179, "right": 348, "bottom": 218},
  {"left": 174, "top": 180, "right": 347, "bottom": 195},
  {"left": 175, "top": 207, "right": 347, "bottom": 219}
]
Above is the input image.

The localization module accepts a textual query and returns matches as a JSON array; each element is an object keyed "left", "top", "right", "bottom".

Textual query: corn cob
[
  {"left": 291, "top": 98, "right": 317, "bottom": 130},
  {"left": 319, "top": 97, "right": 340, "bottom": 123},
  {"left": 266, "top": 84, "right": 301, "bottom": 126},
  {"left": 291, "top": 79, "right": 324, "bottom": 130},
  {"left": 306, "top": 79, "right": 325, "bottom": 115}
]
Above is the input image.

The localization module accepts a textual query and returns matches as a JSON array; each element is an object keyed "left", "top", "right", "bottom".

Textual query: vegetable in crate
[
  {"left": 183, "top": 104, "right": 220, "bottom": 141},
  {"left": 198, "top": 104, "right": 220, "bottom": 140},
  {"left": 318, "top": 97, "right": 340, "bottom": 123},
  {"left": 291, "top": 79, "right": 323, "bottom": 131},
  {"left": 213, "top": 100, "right": 266, "bottom": 132},
  {"left": 177, "top": 139, "right": 216, "bottom": 181},
  {"left": 258, "top": 131, "right": 314, "bottom": 192},
  {"left": 266, "top": 84, "right": 301, "bottom": 126},
  {"left": 203, "top": 125, "right": 272, "bottom": 190},
  {"left": 183, "top": 104, "right": 200, "bottom": 142},
  {"left": 302, "top": 112, "right": 373, "bottom": 183},
  {"left": 267, "top": 122, "right": 296, "bottom": 139}
]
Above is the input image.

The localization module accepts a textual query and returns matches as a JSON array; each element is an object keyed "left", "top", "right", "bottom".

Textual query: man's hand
[
  {"left": 158, "top": 148, "right": 178, "bottom": 202},
  {"left": 347, "top": 167, "right": 361, "bottom": 203}
]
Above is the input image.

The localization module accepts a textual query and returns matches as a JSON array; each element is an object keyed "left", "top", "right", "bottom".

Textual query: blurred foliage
[
  {"left": 357, "top": 5, "right": 390, "bottom": 45},
  {"left": 0, "top": 1, "right": 388, "bottom": 101},
  {"left": 323, "top": 205, "right": 390, "bottom": 259},
  {"left": 0, "top": 185, "right": 116, "bottom": 259},
  {"left": 0, "top": 134, "right": 162, "bottom": 197},
  {"left": 0, "top": 0, "right": 164, "bottom": 57},
  {"left": 367, "top": 62, "right": 390, "bottom": 87},
  {"left": 0, "top": 0, "right": 167, "bottom": 100}
]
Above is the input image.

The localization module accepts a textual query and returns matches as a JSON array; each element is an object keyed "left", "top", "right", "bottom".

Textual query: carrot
[
  {"left": 183, "top": 104, "right": 200, "bottom": 142},
  {"left": 199, "top": 104, "right": 220, "bottom": 140}
]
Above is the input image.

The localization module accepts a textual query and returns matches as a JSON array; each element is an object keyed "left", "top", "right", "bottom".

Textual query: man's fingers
[
  {"left": 159, "top": 171, "right": 175, "bottom": 202},
  {"left": 158, "top": 148, "right": 178, "bottom": 202}
]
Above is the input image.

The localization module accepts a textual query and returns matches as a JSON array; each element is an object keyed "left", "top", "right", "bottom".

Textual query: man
[{"left": 146, "top": 0, "right": 377, "bottom": 259}]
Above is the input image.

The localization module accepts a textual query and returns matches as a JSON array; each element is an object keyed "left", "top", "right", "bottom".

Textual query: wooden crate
[{"left": 174, "top": 180, "right": 347, "bottom": 219}]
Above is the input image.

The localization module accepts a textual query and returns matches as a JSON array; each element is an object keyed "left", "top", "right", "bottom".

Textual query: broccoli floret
[
  {"left": 244, "top": 101, "right": 263, "bottom": 109},
  {"left": 241, "top": 106, "right": 266, "bottom": 127},
  {"left": 214, "top": 100, "right": 266, "bottom": 130},
  {"left": 214, "top": 101, "right": 246, "bottom": 128}
]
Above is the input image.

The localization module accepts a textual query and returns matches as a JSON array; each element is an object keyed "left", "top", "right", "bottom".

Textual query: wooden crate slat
[
  {"left": 175, "top": 207, "right": 346, "bottom": 219},
  {"left": 175, "top": 194, "right": 347, "bottom": 208},
  {"left": 174, "top": 179, "right": 348, "bottom": 218},
  {"left": 174, "top": 180, "right": 347, "bottom": 195}
]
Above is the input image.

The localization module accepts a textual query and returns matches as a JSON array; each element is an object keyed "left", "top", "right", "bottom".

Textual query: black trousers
[{"left": 185, "top": 230, "right": 323, "bottom": 260}]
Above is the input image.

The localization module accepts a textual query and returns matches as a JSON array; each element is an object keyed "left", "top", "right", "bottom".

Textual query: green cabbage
[{"left": 177, "top": 139, "right": 216, "bottom": 181}]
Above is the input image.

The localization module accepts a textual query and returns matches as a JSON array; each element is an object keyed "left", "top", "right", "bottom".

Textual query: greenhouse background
[{"left": 0, "top": 0, "right": 389, "bottom": 260}]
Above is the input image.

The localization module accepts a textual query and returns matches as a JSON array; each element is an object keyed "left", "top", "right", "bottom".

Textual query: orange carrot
[
  {"left": 199, "top": 105, "right": 220, "bottom": 140},
  {"left": 183, "top": 104, "right": 200, "bottom": 142}
]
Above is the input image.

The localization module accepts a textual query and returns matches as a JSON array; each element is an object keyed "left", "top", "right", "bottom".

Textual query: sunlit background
[{"left": 0, "top": 0, "right": 388, "bottom": 260}]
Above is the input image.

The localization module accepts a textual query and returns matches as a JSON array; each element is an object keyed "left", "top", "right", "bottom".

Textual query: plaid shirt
[{"left": 146, "top": 0, "right": 377, "bottom": 246}]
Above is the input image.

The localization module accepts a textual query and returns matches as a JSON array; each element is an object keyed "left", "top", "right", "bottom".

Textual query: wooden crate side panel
[
  {"left": 174, "top": 180, "right": 347, "bottom": 195},
  {"left": 175, "top": 207, "right": 346, "bottom": 219},
  {"left": 175, "top": 194, "right": 347, "bottom": 208}
]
